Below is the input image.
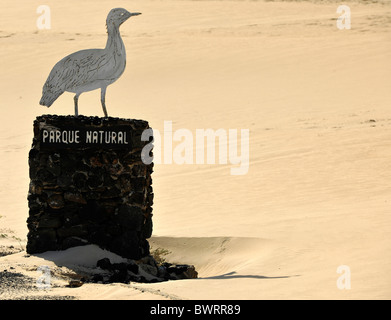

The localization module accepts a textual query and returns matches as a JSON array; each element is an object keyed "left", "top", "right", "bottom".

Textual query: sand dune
[{"left": 1, "top": 0, "right": 391, "bottom": 299}]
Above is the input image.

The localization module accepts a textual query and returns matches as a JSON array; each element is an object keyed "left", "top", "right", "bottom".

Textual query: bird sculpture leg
[
  {"left": 74, "top": 94, "right": 80, "bottom": 117},
  {"left": 101, "top": 87, "right": 108, "bottom": 118}
]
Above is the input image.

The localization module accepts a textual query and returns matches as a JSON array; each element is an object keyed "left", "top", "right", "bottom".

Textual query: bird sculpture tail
[{"left": 39, "top": 88, "right": 64, "bottom": 108}]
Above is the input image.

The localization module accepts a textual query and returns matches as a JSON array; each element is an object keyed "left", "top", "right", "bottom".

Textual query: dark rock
[
  {"left": 47, "top": 155, "right": 61, "bottom": 176},
  {"left": 106, "top": 224, "right": 121, "bottom": 236},
  {"left": 29, "top": 181, "right": 43, "bottom": 195},
  {"left": 165, "top": 264, "right": 198, "bottom": 279},
  {"left": 68, "top": 280, "right": 84, "bottom": 288},
  {"left": 116, "top": 174, "right": 132, "bottom": 192},
  {"left": 167, "top": 264, "right": 187, "bottom": 275},
  {"left": 38, "top": 215, "right": 62, "bottom": 229},
  {"left": 131, "top": 177, "right": 146, "bottom": 192},
  {"left": 142, "top": 216, "right": 153, "bottom": 239},
  {"left": 88, "top": 226, "right": 111, "bottom": 247},
  {"left": 28, "top": 194, "right": 44, "bottom": 211},
  {"left": 131, "top": 164, "right": 146, "bottom": 177},
  {"left": 72, "top": 172, "right": 87, "bottom": 189},
  {"left": 63, "top": 211, "right": 81, "bottom": 227},
  {"left": 101, "top": 151, "right": 118, "bottom": 166},
  {"left": 97, "top": 258, "right": 112, "bottom": 270},
  {"left": 37, "top": 169, "right": 56, "bottom": 185},
  {"left": 101, "top": 186, "right": 121, "bottom": 199},
  {"left": 109, "top": 269, "right": 128, "bottom": 283},
  {"left": 111, "top": 262, "right": 128, "bottom": 272},
  {"left": 110, "top": 230, "right": 146, "bottom": 259},
  {"left": 61, "top": 237, "right": 89, "bottom": 250},
  {"left": 79, "top": 201, "right": 108, "bottom": 222},
  {"left": 64, "top": 192, "right": 87, "bottom": 204},
  {"left": 146, "top": 193, "right": 154, "bottom": 206},
  {"left": 128, "top": 274, "right": 144, "bottom": 282},
  {"left": 91, "top": 274, "right": 104, "bottom": 282},
  {"left": 139, "top": 263, "right": 158, "bottom": 277},
  {"left": 89, "top": 155, "right": 103, "bottom": 168},
  {"left": 85, "top": 191, "right": 101, "bottom": 200},
  {"left": 57, "top": 174, "right": 73, "bottom": 188},
  {"left": 29, "top": 148, "right": 39, "bottom": 163},
  {"left": 131, "top": 131, "right": 144, "bottom": 149},
  {"left": 140, "top": 239, "right": 151, "bottom": 257},
  {"left": 57, "top": 225, "right": 88, "bottom": 239},
  {"left": 87, "top": 171, "right": 104, "bottom": 189},
  {"left": 109, "top": 161, "right": 123, "bottom": 176},
  {"left": 157, "top": 266, "right": 168, "bottom": 279},
  {"left": 89, "top": 255, "right": 197, "bottom": 284},
  {"left": 123, "top": 151, "right": 141, "bottom": 164},
  {"left": 117, "top": 205, "right": 144, "bottom": 230},
  {"left": 127, "top": 261, "right": 139, "bottom": 274},
  {"left": 47, "top": 194, "right": 65, "bottom": 209},
  {"left": 181, "top": 265, "right": 198, "bottom": 279},
  {"left": 26, "top": 229, "right": 57, "bottom": 253},
  {"left": 129, "top": 191, "right": 144, "bottom": 204}
]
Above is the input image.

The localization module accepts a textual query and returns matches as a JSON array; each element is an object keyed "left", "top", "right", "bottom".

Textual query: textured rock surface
[
  {"left": 27, "top": 115, "right": 154, "bottom": 259},
  {"left": 94, "top": 257, "right": 198, "bottom": 284}
]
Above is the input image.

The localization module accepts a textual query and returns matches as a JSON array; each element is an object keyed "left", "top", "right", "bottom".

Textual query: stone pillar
[{"left": 26, "top": 115, "right": 154, "bottom": 259}]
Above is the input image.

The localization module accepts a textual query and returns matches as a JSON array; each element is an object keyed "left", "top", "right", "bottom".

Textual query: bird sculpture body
[{"left": 39, "top": 8, "right": 141, "bottom": 117}]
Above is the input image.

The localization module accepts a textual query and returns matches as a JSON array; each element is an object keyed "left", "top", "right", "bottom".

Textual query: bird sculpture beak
[{"left": 120, "top": 11, "right": 140, "bottom": 25}]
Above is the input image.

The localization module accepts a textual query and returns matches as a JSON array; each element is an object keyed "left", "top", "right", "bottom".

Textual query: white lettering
[
  {"left": 104, "top": 131, "right": 110, "bottom": 144},
  {"left": 196, "top": 128, "right": 227, "bottom": 165},
  {"left": 36, "top": 265, "right": 51, "bottom": 289},
  {"left": 86, "top": 131, "right": 92, "bottom": 143},
  {"left": 36, "top": 5, "right": 51, "bottom": 30},
  {"left": 337, "top": 265, "right": 351, "bottom": 289},
  {"left": 61, "top": 131, "right": 68, "bottom": 144},
  {"left": 74, "top": 130, "right": 80, "bottom": 143},
  {"left": 118, "top": 131, "right": 123, "bottom": 144},
  {"left": 112, "top": 131, "right": 117, "bottom": 143},
  {"left": 99, "top": 131, "right": 104, "bottom": 143},
  {"left": 150, "top": 304, "right": 184, "bottom": 317},
  {"left": 141, "top": 123, "right": 250, "bottom": 175},
  {"left": 141, "top": 128, "right": 155, "bottom": 165},
  {"left": 55, "top": 130, "right": 61, "bottom": 143},
  {"left": 92, "top": 131, "right": 98, "bottom": 143},
  {"left": 49, "top": 130, "right": 55, "bottom": 143},
  {"left": 173, "top": 128, "right": 193, "bottom": 164},
  {"left": 68, "top": 131, "right": 74, "bottom": 144},
  {"left": 42, "top": 130, "right": 49, "bottom": 142},
  {"left": 229, "top": 129, "right": 249, "bottom": 175},
  {"left": 337, "top": 5, "right": 351, "bottom": 30},
  {"left": 195, "top": 305, "right": 201, "bottom": 315},
  {"left": 164, "top": 121, "right": 173, "bottom": 164}
]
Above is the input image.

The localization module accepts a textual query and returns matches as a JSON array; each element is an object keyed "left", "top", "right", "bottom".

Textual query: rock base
[
  {"left": 26, "top": 115, "right": 154, "bottom": 260},
  {"left": 92, "top": 256, "right": 198, "bottom": 284}
]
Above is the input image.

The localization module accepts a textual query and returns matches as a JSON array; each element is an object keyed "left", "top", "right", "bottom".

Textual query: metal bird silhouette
[{"left": 39, "top": 8, "right": 141, "bottom": 117}]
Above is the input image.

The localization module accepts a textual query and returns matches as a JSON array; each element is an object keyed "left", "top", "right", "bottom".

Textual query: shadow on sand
[{"left": 201, "top": 271, "right": 300, "bottom": 280}]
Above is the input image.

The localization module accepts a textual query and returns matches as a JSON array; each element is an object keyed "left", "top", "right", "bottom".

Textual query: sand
[{"left": 0, "top": 0, "right": 390, "bottom": 300}]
